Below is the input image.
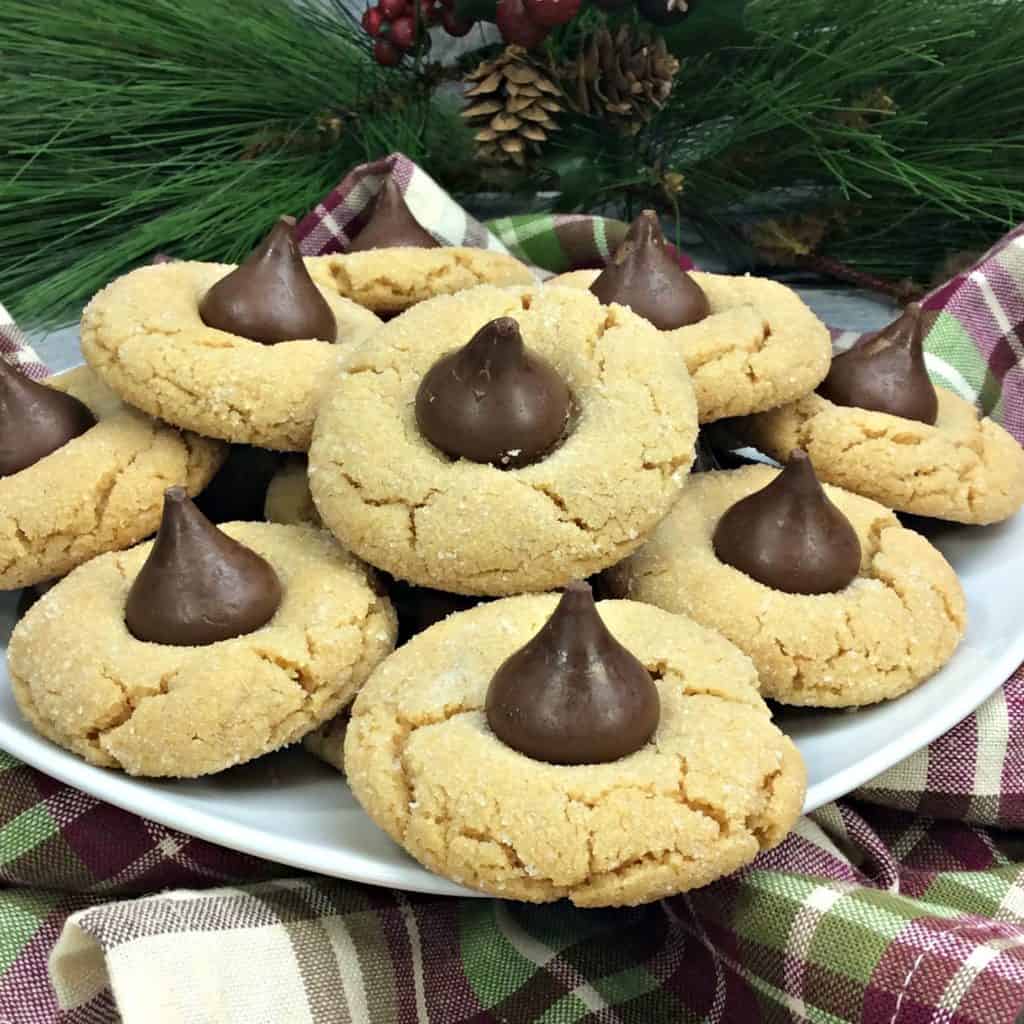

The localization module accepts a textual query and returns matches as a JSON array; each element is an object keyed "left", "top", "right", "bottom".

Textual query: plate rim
[{"left": 0, "top": 711, "right": 480, "bottom": 898}]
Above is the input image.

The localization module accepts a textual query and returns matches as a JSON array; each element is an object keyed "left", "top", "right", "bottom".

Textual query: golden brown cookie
[
  {"left": 739, "top": 387, "right": 1024, "bottom": 524},
  {"left": 8, "top": 523, "right": 397, "bottom": 777},
  {"left": 344, "top": 595, "right": 805, "bottom": 906},
  {"left": 303, "top": 712, "right": 349, "bottom": 773},
  {"left": 0, "top": 366, "right": 224, "bottom": 590},
  {"left": 548, "top": 270, "right": 831, "bottom": 423},
  {"left": 606, "top": 466, "right": 967, "bottom": 707},
  {"left": 264, "top": 458, "right": 321, "bottom": 527},
  {"left": 80, "top": 262, "right": 383, "bottom": 451},
  {"left": 308, "top": 284, "right": 698, "bottom": 595},
  {"left": 306, "top": 247, "right": 535, "bottom": 316}
]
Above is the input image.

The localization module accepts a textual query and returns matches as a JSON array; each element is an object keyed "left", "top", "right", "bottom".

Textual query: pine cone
[
  {"left": 462, "top": 46, "right": 564, "bottom": 168},
  {"left": 559, "top": 26, "right": 679, "bottom": 135}
]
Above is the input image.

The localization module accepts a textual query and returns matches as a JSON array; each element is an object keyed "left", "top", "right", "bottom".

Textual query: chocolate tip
[
  {"left": 164, "top": 485, "right": 189, "bottom": 505},
  {"left": 491, "top": 317, "right": 521, "bottom": 339},
  {"left": 563, "top": 580, "right": 592, "bottom": 597}
]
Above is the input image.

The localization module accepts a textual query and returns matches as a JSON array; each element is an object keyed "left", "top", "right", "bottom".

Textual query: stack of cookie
[{"left": 5, "top": 180, "right": 1023, "bottom": 907}]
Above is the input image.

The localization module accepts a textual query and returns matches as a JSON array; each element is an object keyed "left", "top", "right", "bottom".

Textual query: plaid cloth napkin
[{"left": 3, "top": 155, "right": 1024, "bottom": 1024}]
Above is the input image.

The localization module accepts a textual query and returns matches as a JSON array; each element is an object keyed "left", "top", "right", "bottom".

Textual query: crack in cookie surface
[
  {"left": 80, "top": 262, "right": 382, "bottom": 450},
  {"left": 311, "top": 248, "right": 535, "bottom": 314},
  {"left": 8, "top": 523, "right": 397, "bottom": 777},
  {"left": 547, "top": 270, "right": 831, "bottom": 423},
  {"left": 309, "top": 285, "right": 698, "bottom": 595},
  {"left": 744, "top": 388, "right": 1024, "bottom": 524},
  {"left": 0, "top": 367, "right": 224, "bottom": 588},
  {"left": 614, "top": 466, "right": 967, "bottom": 706},
  {"left": 344, "top": 595, "right": 804, "bottom": 906}
]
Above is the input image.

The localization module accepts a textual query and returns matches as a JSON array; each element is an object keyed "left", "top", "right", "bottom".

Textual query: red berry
[
  {"left": 523, "top": 0, "right": 579, "bottom": 27},
  {"left": 362, "top": 6, "right": 384, "bottom": 35},
  {"left": 379, "top": 0, "right": 408, "bottom": 20},
  {"left": 373, "top": 37, "right": 402, "bottom": 64},
  {"left": 495, "top": 0, "right": 549, "bottom": 47},
  {"left": 417, "top": 0, "right": 441, "bottom": 23},
  {"left": 389, "top": 14, "right": 417, "bottom": 49},
  {"left": 441, "top": 8, "right": 473, "bottom": 34}
]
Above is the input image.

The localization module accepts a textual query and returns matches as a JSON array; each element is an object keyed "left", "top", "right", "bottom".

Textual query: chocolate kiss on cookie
[
  {"left": 0, "top": 360, "right": 96, "bottom": 478},
  {"left": 817, "top": 303, "right": 938, "bottom": 424},
  {"left": 713, "top": 450, "right": 861, "bottom": 595},
  {"left": 589, "top": 210, "right": 709, "bottom": 331},
  {"left": 348, "top": 177, "right": 439, "bottom": 253},
  {"left": 199, "top": 216, "right": 336, "bottom": 344},
  {"left": 485, "top": 581, "right": 660, "bottom": 765},
  {"left": 415, "top": 316, "right": 570, "bottom": 468},
  {"left": 125, "top": 487, "right": 282, "bottom": 646}
]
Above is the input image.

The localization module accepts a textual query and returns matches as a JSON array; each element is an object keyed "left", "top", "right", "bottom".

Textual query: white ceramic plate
[{"left": 3, "top": 512, "right": 1023, "bottom": 898}]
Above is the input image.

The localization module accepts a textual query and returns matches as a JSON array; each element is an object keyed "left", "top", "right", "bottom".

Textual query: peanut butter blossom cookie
[
  {"left": 607, "top": 455, "right": 967, "bottom": 707},
  {"left": 305, "top": 247, "right": 535, "bottom": 318},
  {"left": 344, "top": 584, "right": 805, "bottom": 906},
  {"left": 0, "top": 364, "right": 224, "bottom": 590},
  {"left": 308, "top": 284, "right": 699, "bottom": 595},
  {"left": 80, "top": 217, "right": 383, "bottom": 452},
  {"left": 740, "top": 304, "right": 1024, "bottom": 524},
  {"left": 8, "top": 488, "right": 396, "bottom": 777},
  {"left": 305, "top": 180, "right": 534, "bottom": 313},
  {"left": 548, "top": 212, "right": 832, "bottom": 423},
  {"left": 264, "top": 457, "right": 321, "bottom": 528}
]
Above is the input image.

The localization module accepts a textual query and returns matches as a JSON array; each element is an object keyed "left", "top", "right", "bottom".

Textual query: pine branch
[
  {"left": 3, "top": 0, "right": 1024, "bottom": 324},
  {"left": 0, "top": 0, "right": 468, "bottom": 325}
]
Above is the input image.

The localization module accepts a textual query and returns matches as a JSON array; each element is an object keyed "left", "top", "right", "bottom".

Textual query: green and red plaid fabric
[{"left": 3, "top": 155, "right": 1024, "bottom": 1023}]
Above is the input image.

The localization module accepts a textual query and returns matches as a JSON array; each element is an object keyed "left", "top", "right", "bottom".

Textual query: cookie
[
  {"left": 606, "top": 466, "right": 967, "bottom": 707},
  {"left": 306, "top": 248, "right": 535, "bottom": 316},
  {"left": 265, "top": 458, "right": 321, "bottom": 527},
  {"left": 80, "top": 261, "right": 383, "bottom": 451},
  {"left": 0, "top": 366, "right": 224, "bottom": 590},
  {"left": 548, "top": 271, "right": 831, "bottom": 423},
  {"left": 308, "top": 284, "right": 698, "bottom": 595},
  {"left": 344, "top": 594, "right": 805, "bottom": 906},
  {"left": 739, "top": 387, "right": 1024, "bottom": 524},
  {"left": 8, "top": 523, "right": 397, "bottom": 777},
  {"left": 303, "top": 712, "right": 349, "bottom": 774}
]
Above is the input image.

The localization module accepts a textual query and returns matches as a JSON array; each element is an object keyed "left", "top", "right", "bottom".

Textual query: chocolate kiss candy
[
  {"left": 485, "top": 581, "right": 660, "bottom": 765},
  {"left": 0, "top": 360, "right": 96, "bottom": 478},
  {"left": 818, "top": 303, "right": 938, "bottom": 424},
  {"left": 347, "top": 177, "right": 439, "bottom": 252},
  {"left": 415, "top": 317, "right": 570, "bottom": 468},
  {"left": 713, "top": 450, "right": 861, "bottom": 595},
  {"left": 589, "top": 210, "right": 709, "bottom": 331},
  {"left": 125, "top": 487, "right": 282, "bottom": 646},
  {"left": 199, "top": 216, "right": 336, "bottom": 344}
]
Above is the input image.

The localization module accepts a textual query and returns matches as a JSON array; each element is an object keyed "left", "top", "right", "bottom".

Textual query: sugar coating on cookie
[
  {"left": 265, "top": 458, "right": 321, "bottom": 528},
  {"left": 344, "top": 595, "right": 805, "bottom": 907},
  {"left": 548, "top": 270, "right": 831, "bottom": 423},
  {"left": 80, "top": 262, "right": 383, "bottom": 451},
  {"left": 308, "top": 285, "right": 699, "bottom": 595},
  {"left": 0, "top": 366, "right": 224, "bottom": 590},
  {"left": 607, "top": 466, "right": 967, "bottom": 707},
  {"left": 8, "top": 523, "right": 397, "bottom": 777},
  {"left": 741, "top": 387, "right": 1024, "bottom": 525},
  {"left": 306, "top": 247, "right": 535, "bottom": 315}
]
